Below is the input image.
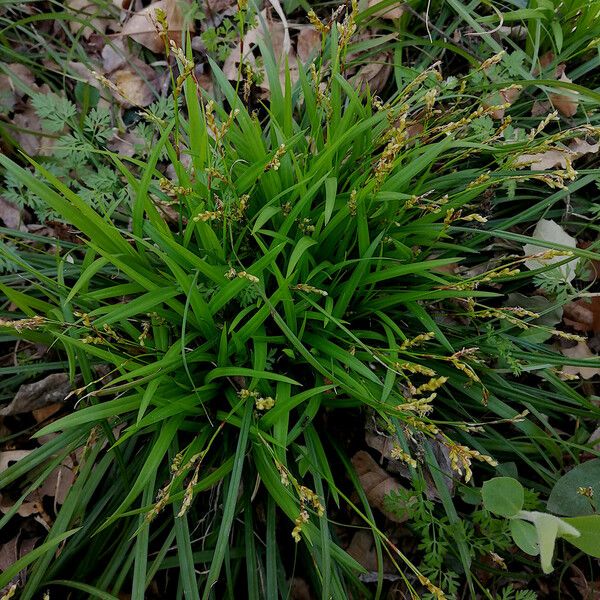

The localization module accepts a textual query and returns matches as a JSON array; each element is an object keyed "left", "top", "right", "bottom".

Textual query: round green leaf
[
  {"left": 482, "top": 477, "right": 524, "bottom": 517},
  {"left": 510, "top": 519, "right": 539, "bottom": 556},
  {"left": 563, "top": 516, "right": 600, "bottom": 558},
  {"left": 547, "top": 459, "right": 600, "bottom": 516}
]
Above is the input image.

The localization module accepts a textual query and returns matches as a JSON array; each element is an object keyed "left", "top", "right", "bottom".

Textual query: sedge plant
[{"left": 1, "top": 6, "right": 600, "bottom": 599}]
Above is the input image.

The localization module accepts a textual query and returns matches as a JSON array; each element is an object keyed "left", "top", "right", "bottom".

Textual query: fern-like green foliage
[{"left": 30, "top": 92, "right": 77, "bottom": 132}]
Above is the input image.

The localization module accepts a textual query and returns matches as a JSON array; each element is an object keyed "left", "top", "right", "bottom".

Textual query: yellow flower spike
[
  {"left": 414, "top": 376, "right": 448, "bottom": 395},
  {"left": 0, "top": 315, "right": 46, "bottom": 332},
  {"left": 399, "top": 331, "right": 435, "bottom": 350},
  {"left": 293, "top": 283, "right": 328, "bottom": 296},
  {"left": 394, "top": 362, "right": 436, "bottom": 377},
  {"left": 255, "top": 396, "right": 275, "bottom": 411},
  {"left": 447, "top": 442, "right": 497, "bottom": 483},
  {"left": 390, "top": 445, "right": 418, "bottom": 468}
]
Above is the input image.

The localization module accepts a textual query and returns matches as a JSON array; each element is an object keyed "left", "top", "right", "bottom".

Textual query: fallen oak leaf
[
  {"left": 0, "top": 450, "right": 32, "bottom": 473},
  {"left": 122, "top": 0, "right": 193, "bottom": 54},
  {"left": 0, "top": 535, "right": 40, "bottom": 590},
  {"left": 515, "top": 136, "right": 599, "bottom": 171},
  {"left": 515, "top": 149, "right": 569, "bottom": 170},
  {"left": 346, "top": 530, "right": 402, "bottom": 581},
  {"left": 12, "top": 107, "right": 55, "bottom": 157},
  {"left": 352, "top": 53, "right": 393, "bottom": 94},
  {"left": 484, "top": 85, "right": 521, "bottom": 120},
  {"left": 67, "top": 0, "right": 110, "bottom": 39},
  {"left": 563, "top": 298, "right": 600, "bottom": 333},
  {"left": 568, "top": 138, "right": 600, "bottom": 157},
  {"left": 561, "top": 342, "right": 600, "bottom": 380},
  {"left": 531, "top": 100, "right": 552, "bottom": 117},
  {"left": 351, "top": 450, "right": 408, "bottom": 522},
  {"left": 550, "top": 69, "right": 578, "bottom": 118},
  {"left": 108, "top": 61, "right": 158, "bottom": 108},
  {"left": 296, "top": 27, "right": 321, "bottom": 63},
  {"left": 535, "top": 53, "right": 579, "bottom": 118},
  {"left": 0, "top": 197, "right": 26, "bottom": 231},
  {"left": 523, "top": 219, "right": 579, "bottom": 282},
  {"left": 32, "top": 403, "right": 63, "bottom": 424}
]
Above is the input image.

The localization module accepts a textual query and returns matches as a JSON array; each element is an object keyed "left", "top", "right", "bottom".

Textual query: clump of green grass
[{"left": 1, "top": 1, "right": 600, "bottom": 598}]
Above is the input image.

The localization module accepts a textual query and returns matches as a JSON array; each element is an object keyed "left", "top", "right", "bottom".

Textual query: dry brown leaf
[
  {"left": 569, "top": 138, "right": 600, "bottom": 156},
  {"left": 222, "top": 14, "right": 264, "bottom": 80},
  {"left": 539, "top": 51, "right": 555, "bottom": 70},
  {"left": 515, "top": 136, "right": 599, "bottom": 171},
  {"left": 32, "top": 402, "right": 63, "bottom": 423},
  {"left": 263, "top": 14, "right": 290, "bottom": 64},
  {"left": 108, "top": 129, "right": 147, "bottom": 157},
  {"left": 12, "top": 107, "right": 55, "bottom": 156},
  {"left": 531, "top": 99, "right": 552, "bottom": 117},
  {"left": 563, "top": 297, "right": 600, "bottom": 333},
  {"left": 110, "top": 67, "right": 156, "bottom": 107},
  {"left": 0, "top": 535, "right": 39, "bottom": 590},
  {"left": 0, "top": 493, "right": 40, "bottom": 519},
  {"left": 352, "top": 53, "right": 392, "bottom": 94},
  {"left": 67, "top": 0, "right": 110, "bottom": 39},
  {"left": 515, "top": 149, "right": 568, "bottom": 170},
  {"left": 266, "top": 0, "right": 291, "bottom": 57},
  {"left": 67, "top": 61, "right": 102, "bottom": 90},
  {"left": 0, "top": 197, "right": 26, "bottom": 231},
  {"left": 37, "top": 456, "right": 77, "bottom": 506},
  {"left": 122, "top": 1, "right": 168, "bottom": 53},
  {"left": 351, "top": 450, "right": 408, "bottom": 522},
  {"left": 0, "top": 536, "right": 19, "bottom": 575},
  {"left": 532, "top": 50, "right": 579, "bottom": 117},
  {"left": 364, "top": 422, "right": 454, "bottom": 499},
  {"left": 154, "top": 198, "right": 186, "bottom": 224},
  {"left": 367, "top": 0, "right": 406, "bottom": 19},
  {"left": 222, "top": 45, "right": 246, "bottom": 81},
  {"left": 0, "top": 73, "right": 17, "bottom": 112},
  {"left": 0, "top": 373, "right": 71, "bottom": 417},
  {"left": 0, "top": 450, "right": 32, "bottom": 474},
  {"left": 102, "top": 40, "right": 129, "bottom": 73},
  {"left": 296, "top": 28, "right": 321, "bottom": 63},
  {"left": 196, "top": 69, "right": 214, "bottom": 97},
  {"left": 346, "top": 530, "right": 402, "bottom": 582},
  {"left": 222, "top": 10, "right": 298, "bottom": 91},
  {"left": 6, "top": 63, "right": 36, "bottom": 91},
  {"left": 550, "top": 70, "right": 578, "bottom": 118},
  {"left": 0, "top": 451, "right": 79, "bottom": 524},
  {"left": 122, "top": 0, "right": 193, "bottom": 53},
  {"left": 561, "top": 342, "right": 600, "bottom": 380},
  {"left": 485, "top": 86, "right": 521, "bottom": 120},
  {"left": 364, "top": 429, "right": 397, "bottom": 461},
  {"left": 288, "top": 578, "right": 315, "bottom": 600},
  {"left": 535, "top": 53, "right": 579, "bottom": 118},
  {"left": 202, "top": 0, "right": 237, "bottom": 13}
]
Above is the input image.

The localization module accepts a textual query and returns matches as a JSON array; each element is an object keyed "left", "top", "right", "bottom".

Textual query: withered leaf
[
  {"left": 122, "top": 0, "right": 193, "bottom": 54},
  {"left": 0, "top": 373, "right": 72, "bottom": 417},
  {"left": 561, "top": 342, "right": 600, "bottom": 380},
  {"left": 351, "top": 450, "right": 408, "bottom": 522}
]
